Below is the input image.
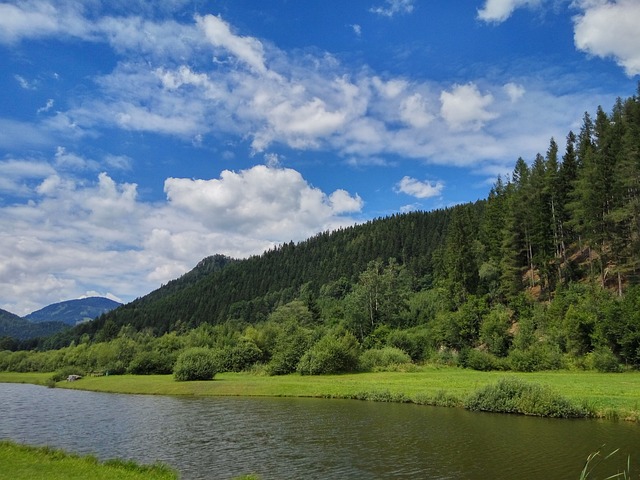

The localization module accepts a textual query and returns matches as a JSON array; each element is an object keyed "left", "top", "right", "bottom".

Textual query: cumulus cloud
[
  {"left": 440, "top": 83, "right": 498, "bottom": 131},
  {"left": 573, "top": 0, "right": 640, "bottom": 76},
  {"left": 395, "top": 176, "right": 444, "bottom": 199},
  {"left": 478, "top": 0, "right": 640, "bottom": 76},
  {"left": 0, "top": 159, "right": 362, "bottom": 314},
  {"left": 370, "top": 0, "right": 415, "bottom": 17},
  {"left": 164, "top": 165, "right": 362, "bottom": 237},
  {"left": 1, "top": 6, "right": 588, "bottom": 170}
]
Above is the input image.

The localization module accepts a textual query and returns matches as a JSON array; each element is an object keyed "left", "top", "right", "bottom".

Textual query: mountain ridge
[{"left": 25, "top": 297, "right": 122, "bottom": 326}]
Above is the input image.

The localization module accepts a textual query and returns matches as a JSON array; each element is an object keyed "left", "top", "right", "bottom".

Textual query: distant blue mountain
[{"left": 25, "top": 297, "right": 122, "bottom": 326}]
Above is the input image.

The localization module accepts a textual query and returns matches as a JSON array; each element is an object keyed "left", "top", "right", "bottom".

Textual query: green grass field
[
  {"left": 2, "top": 367, "right": 638, "bottom": 420},
  {"left": 0, "top": 441, "right": 177, "bottom": 480}
]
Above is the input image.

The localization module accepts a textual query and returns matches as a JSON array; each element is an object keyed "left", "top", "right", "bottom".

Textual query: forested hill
[
  {"left": 25, "top": 297, "right": 122, "bottom": 326},
  {"left": 44, "top": 86, "right": 640, "bottom": 367},
  {"left": 0, "top": 308, "right": 69, "bottom": 344},
  {"left": 68, "top": 206, "right": 461, "bottom": 342}
]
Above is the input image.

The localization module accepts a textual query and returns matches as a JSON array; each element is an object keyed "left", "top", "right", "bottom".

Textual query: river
[{"left": 1, "top": 383, "right": 638, "bottom": 479}]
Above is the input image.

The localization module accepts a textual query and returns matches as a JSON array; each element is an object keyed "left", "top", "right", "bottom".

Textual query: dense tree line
[{"left": 2, "top": 85, "right": 640, "bottom": 375}]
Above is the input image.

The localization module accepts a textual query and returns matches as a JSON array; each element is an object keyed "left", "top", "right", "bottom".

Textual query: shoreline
[{"left": 1, "top": 368, "right": 638, "bottom": 421}]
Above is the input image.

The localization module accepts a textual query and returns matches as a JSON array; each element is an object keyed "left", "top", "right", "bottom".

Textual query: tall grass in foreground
[{"left": 580, "top": 449, "right": 632, "bottom": 479}]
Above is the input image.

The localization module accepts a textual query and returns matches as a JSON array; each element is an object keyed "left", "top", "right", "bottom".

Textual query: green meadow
[{"left": 2, "top": 367, "right": 638, "bottom": 421}]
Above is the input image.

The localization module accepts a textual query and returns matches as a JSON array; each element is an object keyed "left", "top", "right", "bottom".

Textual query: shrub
[
  {"left": 128, "top": 350, "right": 175, "bottom": 375},
  {"left": 266, "top": 326, "right": 311, "bottom": 375},
  {"left": 464, "top": 378, "right": 587, "bottom": 418},
  {"left": 461, "top": 349, "right": 505, "bottom": 371},
  {"left": 385, "top": 329, "right": 429, "bottom": 361},
  {"left": 213, "top": 340, "right": 262, "bottom": 372},
  {"left": 297, "top": 332, "right": 359, "bottom": 375},
  {"left": 507, "top": 344, "right": 564, "bottom": 372},
  {"left": 358, "top": 347, "right": 411, "bottom": 372},
  {"left": 173, "top": 347, "right": 217, "bottom": 381},
  {"left": 585, "top": 347, "right": 622, "bottom": 373},
  {"left": 479, "top": 304, "right": 512, "bottom": 356}
]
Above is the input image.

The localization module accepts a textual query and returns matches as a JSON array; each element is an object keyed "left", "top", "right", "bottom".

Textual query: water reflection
[{"left": 1, "top": 383, "right": 638, "bottom": 479}]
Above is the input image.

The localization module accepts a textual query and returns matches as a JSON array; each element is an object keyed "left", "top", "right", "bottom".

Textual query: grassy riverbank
[
  {"left": 1, "top": 367, "right": 639, "bottom": 420},
  {"left": 0, "top": 440, "right": 177, "bottom": 480}
]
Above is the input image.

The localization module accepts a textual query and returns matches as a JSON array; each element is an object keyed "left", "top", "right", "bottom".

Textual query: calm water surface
[{"left": 1, "top": 383, "right": 639, "bottom": 479}]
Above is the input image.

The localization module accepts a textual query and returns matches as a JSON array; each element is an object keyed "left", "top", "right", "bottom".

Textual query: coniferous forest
[{"left": 2, "top": 86, "right": 640, "bottom": 377}]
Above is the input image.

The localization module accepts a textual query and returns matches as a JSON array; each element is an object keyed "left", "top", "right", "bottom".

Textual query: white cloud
[
  {"left": 440, "top": 83, "right": 498, "bottom": 131},
  {"left": 504, "top": 82, "right": 526, "bottom": 102},
  {"left": 329, "top": 189, "right": 364, "bottom": 213},
  {"left": 197, "top": 14, "right": 267, "bottom": 74},
  {"left": 37, "top": 99, "right": 55, "bottom": 113},
  {"left": 372, "top": 77, "right": 408, "bottom": 99},
  {"left": 0, "top": 160, "right": 362, "bottom": 314},
  {"left": 0, "top": 159, "right": 56, "bottom": 195},
  {"left": 400, "top": 93, "right": 434, "bottom": 128},
  {"left": 478, "top": 0, "right": 640, "bottom": 76},
  {"left": 477, "top": 0, "right": 544, "bottom": 23},
  {"left": 3, "top": 8, "right": 582, "bottom": 171},
  {"left": 0, "top": 1, "right": 92, "bottom": 44},
  {"left": 264, "top": 153, "right": 282, "bottom": 167},
  {"left": 104, "top": 154, "right": 133, "bottom": 171},
  {"left": 15, "top": 74, "right": 36, "bottom": 90},
  {"left": 54, "top": 146, "right": 100, "bottom": 171},
  {"left": 395, "top": 176, "right": 444, "bottom": 199},
  {"left": 573, "top": 0, "right": 640, "bottom": 76},
  {"left": 164, "top": 164, "right": 362, "bottom": 237},
  {"left": 370, "top": 0, "right": 415, "bottom": 17}
]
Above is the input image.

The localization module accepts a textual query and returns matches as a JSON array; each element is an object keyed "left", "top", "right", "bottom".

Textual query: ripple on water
[{"left": 1, "top": 383, "right": 639, "bottom": 480}]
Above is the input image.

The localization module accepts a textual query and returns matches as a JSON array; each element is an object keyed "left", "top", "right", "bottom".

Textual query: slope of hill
[
  {"left": 69, "top": 206, "right": 459, "bottom": 339},
  {"left": 0, "top": 308, "right": 69, "bottom": 341},
  {"left": 25, "top": 297, "right": 122, "bottom": 326}
]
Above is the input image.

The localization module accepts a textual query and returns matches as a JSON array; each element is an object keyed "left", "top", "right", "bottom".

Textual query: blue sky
[{"left": 1, "top": 0, "right": 639, "bottom": 315}]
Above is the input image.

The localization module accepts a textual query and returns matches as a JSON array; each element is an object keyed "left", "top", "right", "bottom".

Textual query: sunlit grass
[
  {"left": 0, "top": 440, "right": 177, "bottom": 480},
  {"left": 1, "top": 367, "right": 639, "bottom": 420}
]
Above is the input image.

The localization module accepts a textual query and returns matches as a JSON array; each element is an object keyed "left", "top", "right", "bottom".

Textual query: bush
[
  {"left": 385, "top": 329, "right": 429, "bottom": 361},
  {"left": 358, "top": 347, "right": 411, "bottom": 372},
  {"left": 128, "top": 350, "right": 175, "bottom": 375},
  {"left": 213, "top": 340, "right": 263, "bottom": 372},
  {"left": 507, "top": 344, "right": 564, "bottom": 372},
  {"left": 173, "top": 347, "right": 217, "bottom": 381},
  {"left": 297, "top": 332, "right": 359, "bottom": 375},
  {"left": 266, "top": 327, "right": 311, "bottom": 375},
  {"left": 461, "top": 349, "right": 505, "bottom": 371},
  {"left": 464, "top": 378, "right": 587, "bottom": 418},
  {"left": 585, "top": 347, "right": 622, "bottom": 373},
  {"left": 479, "top": 304, "right": 512, "bottom": 356}
]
